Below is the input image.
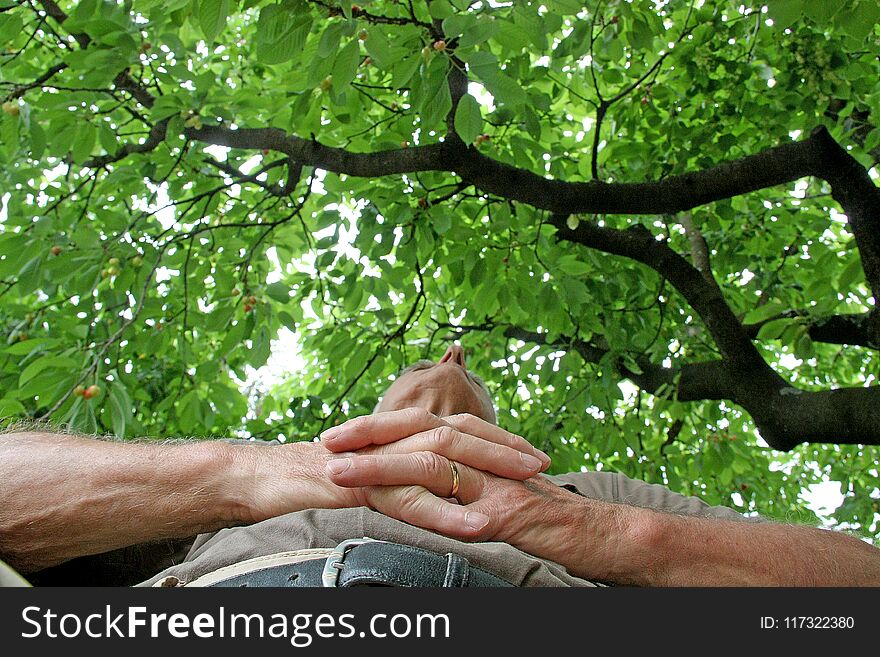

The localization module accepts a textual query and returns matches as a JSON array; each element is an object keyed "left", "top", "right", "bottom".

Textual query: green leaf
[
  {"left": 837, "top": 258, "right": 863, "bottom": 290},
  {"left": 177, "top": 390, "right": 202, "bottom": 435},
  {"left": 332, "top": 40, "right": 361, "bottom": 89},
  {"left": 433, "top": 212, "right": 451, "bottom": 235},
  {"left": 0, "top": 398, "right": 26, "bottom": 418},
  {"left": 318, "top": 21, "right": 344, "bottom": 58},
  {"left": 108, "top": 381, "right": 132, "bottom": 438},
  {"left": 418, "top": 62, "right": 452, "bottom": 129},
  {"left": 363, "top": 27, "right": 392, "bottom": 68},
  {"left": 19, "top": 356, "right": 77, "bottom": 387},
  {"left": 67, "top": 397, "right": 98, "bottom": 435},
  {"left": 391, "top": 54, "right": 421, "bottom": 88},
  {"left": 480, "top": 70, "right": 528, "bottom": 107},
  {"left": 766, "top": 0, "right": 804, "bottom": 29},
  {"left": 220, "top": 320, "right": 247, "bottom": 356},
  {"left": 557, "top": 256, "right": 591, "bottom": 277},
  {"left": 29, "top": 120, "right": 47, "bottom": 160},
  {"left": 199, "top": 0, "right": 230, "bottom": 42},
  {"left": 0, "top": 14, "right": 23, "bottom": 46},
  {"left": 742, "top": 302, "right": 788, "bottom": 325},
  {"left": 5, "top": 338, "right": 61, "bottom": 356},
  {"left": 457, "top": 17, "right": 499, "bottom": 49},
  {"left": 266, "top": 281, "right": 292, "bottom": 303},
  {"left": 442, "top": 14, "right": 476, "bottom": 39},
  {"left": 838, "top": 1, "right": 880, "bottom": 40},
  {"left": 255, "top": 3, "right": 313, "bottom": 65},
  {"left": 71, "top": 124, "right": 96, "bottom": 163},
  {"left": 453, "top": 93, "right": 483, "bottom": 144},
  {"left": 756, "top": 317, "right": 795, "bottom": 340},
  {"left": 522, "top": 104, "right": 541, "bottom": 141},
  {"left": 150, "top": 94, "right": 186, "bottom": 122}
]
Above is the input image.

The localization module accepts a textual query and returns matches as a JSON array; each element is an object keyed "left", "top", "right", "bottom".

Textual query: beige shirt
[{"left": 138, "top": 470, "right": 754, "bottom": 587}]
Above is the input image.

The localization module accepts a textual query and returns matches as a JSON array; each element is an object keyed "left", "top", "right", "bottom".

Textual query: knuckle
[
  {"left": 447, "top": 412, "right": 478, "bottom": 432},
  {"left": 428, "top": 425, "right": 458, "bottom": 452},
  {"left": 395, "top": 487, "right": 427, "bottom": 515},
  {"left": 404, "top": 406, "right": 434, "bottom": 425},
  {"left": 347, "top": 415, "right": 370, "bottom": 432},
  {"left": 412, "top": 451, "right": 445, "bottom": 477}
]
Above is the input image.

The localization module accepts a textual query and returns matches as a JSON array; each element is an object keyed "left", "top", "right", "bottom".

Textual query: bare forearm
[
  {"left": 0, "top": 432, "right": 250, "bottom": 573},
  {"left": 625, "top": 509, "right": 880, "bottom": 586},
  {"left": 544, "top": 494, "right": 880, "bottom": 586}
]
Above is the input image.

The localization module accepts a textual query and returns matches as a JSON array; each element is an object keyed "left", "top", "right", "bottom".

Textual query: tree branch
[
  {"left": 743, "top": 312, "right": 879, "bottom": 350},
  {"left": 550, "top": 216, "right": 773, "bottom": 380},
  {"left": 810, "top": 127, "right": 880, "bottom": 312},
  {"left": 444, "top": 322, "right": 880, "bottom": 450},
  {"left": 182, "top": 125, "right": 869, "bottom": 221},
  {"left": 678, "top": 211, "right": 719, "bottom": 290}
]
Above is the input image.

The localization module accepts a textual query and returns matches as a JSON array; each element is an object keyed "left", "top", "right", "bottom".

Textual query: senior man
[{"left": 1, "top": 345, "right": 879, "bottom": 587}]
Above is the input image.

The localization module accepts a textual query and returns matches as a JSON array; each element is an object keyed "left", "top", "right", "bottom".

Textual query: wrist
[
  {"left": 225, "top": 441, "right": 360, "bottom": 524},
  {"left": 510, "top": 482, "right": 659, "bottom": 584}
]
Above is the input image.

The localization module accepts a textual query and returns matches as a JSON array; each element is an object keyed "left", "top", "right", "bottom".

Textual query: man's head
[{"left": 375, "top": 345, "right": 497, "bottom": 423}]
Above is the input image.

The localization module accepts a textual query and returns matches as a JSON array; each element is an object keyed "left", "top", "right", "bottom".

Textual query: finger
[
  {"left": 370, "top": 425, "right": 544, "bottom": 479},
  {"left": 327, "top": 452, "right": 471, "bottom": 499},
  {"left": 362, "top": 484, "right": 492, "bottom": 540},
  {"left": 319, "top": 407, "right": 445, "bottom": 451},
  {"left": 321, "top": 409, "right": 550, "bottom": 473},
  {"left": 444, "top": 413, "right": 550, "bottom": 470}
]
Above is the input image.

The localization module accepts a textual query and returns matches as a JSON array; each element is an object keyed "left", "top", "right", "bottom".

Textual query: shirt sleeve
[{"left": 547, "top": 470, "right": 762, "bottom": 522}]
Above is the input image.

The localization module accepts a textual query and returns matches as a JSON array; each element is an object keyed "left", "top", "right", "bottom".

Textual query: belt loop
[
  {"left": 443, "top": 552, "right": 471, "bottom": 587},
  {"left": 322, "top": 537, "right": 381, "bottom": 587}
]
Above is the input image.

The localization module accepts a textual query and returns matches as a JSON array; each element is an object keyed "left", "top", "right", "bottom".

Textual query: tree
[{"left": 0, "top": 0, "right": 878, "bottom": 537}]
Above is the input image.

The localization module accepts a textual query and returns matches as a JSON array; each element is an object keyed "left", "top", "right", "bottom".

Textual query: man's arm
[
  {"left": 485, "top": 475, "right": 880, "bottom": 586},
  {"left": 325, "top": 411, "right": 880, "bottom": 586},
  {"left": 0, "top": 432, "right": 336, "bottom": 574}
]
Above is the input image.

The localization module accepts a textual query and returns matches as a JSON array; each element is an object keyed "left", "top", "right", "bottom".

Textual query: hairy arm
[
  {"left": 325, "top": 411, "right": 880, "bottom": 586},
  {"left": 0, "top": 432, "right": 334, "bottom": 573},
  {"left": 493, "top": 476, "right": 880, "bottom": 586}
]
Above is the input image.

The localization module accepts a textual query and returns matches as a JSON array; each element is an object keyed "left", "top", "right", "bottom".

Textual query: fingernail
[
  {"left": 465, "top": 512, "right": 490, "bottom": 530},
  {"left": 520, "top": 453, "right": 543, "bottom": 471},
  {"left": 320, "top": 426, "right": 342, "bottom": 441},
  {"left": 536, "top": 451, "right": 551, "bottom": 467},
  {"left": 326, "top": 458, "right": 351, "bottom": 475}
]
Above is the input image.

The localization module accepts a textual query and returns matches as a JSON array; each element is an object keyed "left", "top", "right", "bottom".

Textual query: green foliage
[{"left": 0, "top": 0, "right": 878, "bottom": 539}]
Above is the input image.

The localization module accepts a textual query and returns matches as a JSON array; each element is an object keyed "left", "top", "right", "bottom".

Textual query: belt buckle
[{"left": 322, "top": 537, "right": 382, "bottom": 587}]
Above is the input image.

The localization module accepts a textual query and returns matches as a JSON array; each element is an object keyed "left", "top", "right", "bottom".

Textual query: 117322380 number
[{"left": 783, "top": 616, "right": 854, "bottom": 629}]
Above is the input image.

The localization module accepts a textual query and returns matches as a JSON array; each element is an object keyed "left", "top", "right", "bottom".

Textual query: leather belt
[{"left": 205, "top": 538, "right": 514, "bottom": 588}]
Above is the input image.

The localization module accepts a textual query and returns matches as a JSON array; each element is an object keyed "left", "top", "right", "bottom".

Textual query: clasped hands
[{"left": 318, "top": 407, "right": 564, "bottom": 546}]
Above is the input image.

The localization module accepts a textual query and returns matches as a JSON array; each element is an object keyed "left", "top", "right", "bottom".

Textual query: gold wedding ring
[{"left": 449, "top": 460, "right": 460, "bottom": 498}]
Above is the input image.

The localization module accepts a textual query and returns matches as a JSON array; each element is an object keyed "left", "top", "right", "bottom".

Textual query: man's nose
[{"left": 439, "top": 344, "right": 467, "bottom": 368}]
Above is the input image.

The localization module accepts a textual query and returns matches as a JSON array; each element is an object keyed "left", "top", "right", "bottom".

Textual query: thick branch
[
  {"left": 449, "top": 322, "right": 880, "bottom": 450},
  {"left": 454, "top": 126, "right": 843, "bottom": 214},
  {"left": 810, "top": 127, "right": 880, "bottom": 309},
  {"left": 551, "top": 218, "right": 777, "bottom": 383},
  {"left": 743, "top": 312, "right": 879, "bottom": 350},
  {"left": 678, "top": 211, "right": 718, "bottom": 290},
  {"left": 185, "top": 124, "right": 865, "bottom": 218},
  {"left": 185, "top": 124, "right": 450, "bottom": 176}
]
